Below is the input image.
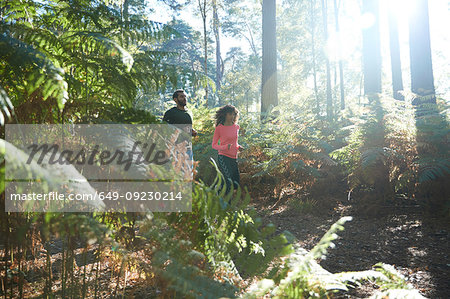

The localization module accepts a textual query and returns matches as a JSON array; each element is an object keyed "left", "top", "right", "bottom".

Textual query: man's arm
[{"left": 162, "top": 110, "right": 171, "bottom": 123}]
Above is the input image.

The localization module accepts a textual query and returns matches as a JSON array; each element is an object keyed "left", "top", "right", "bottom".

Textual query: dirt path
[{"left": 253, "top": 198, "right": 450, "bottom": 298}]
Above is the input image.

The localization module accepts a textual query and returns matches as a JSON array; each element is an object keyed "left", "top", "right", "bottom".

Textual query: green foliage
[
  {"left": 1, "top": 0, "right": 186, "bottom": 124},
  {"left": 243, "top": 217, "right": 352, "bottom": 298},
  {"left": 336, "top": 98, "right": 393, "bottom": 192},
  {"left": 0, "top": 164, "right": 241, "bottom": 298},
  {"left": 242, "top": 217, "right": 425, "bottom": 299},
  {"left": 138, "top": 215, "right": 238, "bottom": 298},
  {"left": 42, "top": 213, "right": 110, "bottom": 245},
  {"left": 329, "top": 97, "right": 449, "bottom": 207},
  {"left": 413, "top": 100, "right": 450, "bottom": 185},
  {"left": 365, "top": 263, "right": 427, "bottom": 298},
  {"left": 0, "top": 85, "right": 15, "bottom": 126},
  {"left": 191, "top": 100, "right": 218, "bottom": 184},
  {"left": 219, "top": 50, "right": 261, "bottom": 108},
  {"left": 0, "top": 27, "right": 68, "bottom": 110},
  {"left": 0, "top": 138, "right": 59, "bottom": 190},
  {"left": 1, "top": 0, "right": 448, "bottom": 296},
  {"left": 166, "top": 159, "right": 294, "bottom": 279},
  {"left": 416, "top": 157, "right": 450, "bottom": 183},
  {"left": 158, "top": 19, "right": 212, "bottom": 95},
  {"left": 1, "top": 138, "right": 105, "bottom": 211},
  {"left": 308, "top": 216, "right": 353, "bottom": 260},
  {"left": 89, "top": 103, "right": 160, "bottom": 124},
  {"left": 237, "top": 102, "right": 340, "bottom": 189},
  {"left": 372, "top": 263, "right": 412, "bottom": 290},
  {"left": 288, "top": 198, "right": 318, "bottom": 215},
  {"left": 329, "top": 124, "right": 362, "bottom": 174}
]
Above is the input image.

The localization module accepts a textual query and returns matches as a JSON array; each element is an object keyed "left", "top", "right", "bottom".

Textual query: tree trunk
[
  {"left": 409, "top": 1, "right": 445, "bottom": 208},
  {"left": 409, "top": 0, "right": 435, "bottom": 104},
  {"left": 245, "top": 21, "right": 258, "bottom": 57},
  {"left": 388, "top": 4, "right": 404, "bottom": 101},
  {"left": 199, "top": 0, "right": 209, "bottom": 105},
  {"left": 321, "top": 0, "right": 333, "bottom": 120},
  {"left": 362, "top": 0, "right": 382, "bottom": 97},
  {"left": 121, "top": 0, "right": 129, "bottom": 47},
  {"left": 333, "top": 0, "right": 345, "bottom": 109},
  {"left": 261, "top": 0, "right": 278, "bottom": 119},
  {"left": 310, "top": 0, "right": 320, "bottom": 113},
  {"left": 213, "top": 0, "right": 223, "bottom": 106}
]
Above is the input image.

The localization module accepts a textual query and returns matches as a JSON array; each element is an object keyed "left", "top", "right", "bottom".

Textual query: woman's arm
[{"left": 212, "top": 126, "right": 228, "bottom": 150}]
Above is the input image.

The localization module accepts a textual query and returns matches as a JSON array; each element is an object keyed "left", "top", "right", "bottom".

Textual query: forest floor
[
  {"left": 251, "top": 191, "right": 450, "bottom": 298},
  {"left": 3, "top": 190, "right": 449, "bottom": 298}
]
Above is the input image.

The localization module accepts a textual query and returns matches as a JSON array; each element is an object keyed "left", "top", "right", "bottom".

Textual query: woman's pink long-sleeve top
[{"left": 211, "top": 124, "right": 242, "bottom": 159}]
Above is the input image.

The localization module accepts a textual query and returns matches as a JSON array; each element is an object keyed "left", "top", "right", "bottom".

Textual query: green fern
[
  {"left": 138, "top": 216, "right": 238, "bottom": 298},
  {"left": 1, "top": 138, "right": 105, "bottom": 212},
  {"left": 2, "top": 0, "right": 188, "bottom": 123},
  {"left": 165, "top": 159, "right": 293, "bottom": 279},
  {"left": 242, "top": 217, "right": 426, "bottom": 299},
  {"left": 416, "top": 157, "right": 450, "bottom": 183},
  {"left": 243, "top": 217, "right": 352, "bottom": 298},
  {"left": 0, "top": 28, "right": 68, "bottom": 110},
  {"left": 0, "top": 85, "right": 15, "bottom": 126}
]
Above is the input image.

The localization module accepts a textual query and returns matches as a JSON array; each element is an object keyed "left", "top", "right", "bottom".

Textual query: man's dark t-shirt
[
  {"left": 163, "top": 107, "right": 192, "bottom": 145},
  {"left": 163, "top": 107, "right": 192, "bottom": 124}
]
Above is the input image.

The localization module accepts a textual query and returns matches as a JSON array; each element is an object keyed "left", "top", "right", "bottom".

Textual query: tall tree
[
  {"left": 409, "top": 0, "right": 435, "bottom": 103},
  {"left": 222, "top": 0, "right": 261, "bottom": 57},
  {"left": 362, "top": 0, "right": 382, "bottom": 97},
  {"left": 321, "top": 0, "right": 333, "bottom": 119},
  {"left": 198, "top": 0, "right": 209, "bottom": 104},
  {"left": 212, "top": 0, "right": 223, "bottom": 105},
  {"left": 387, "top": 3, "right": 404, "bottom": 100},
  {"left": 310, "top": 0, "right": 320, "bottom": 112},
  {"left": 333, "top": 0, "right": 345, "bottom": 109},
  {"left": 261, "top": 0, "right": 278, "bottom": 118},
  {"left": 158, "top": 19, "right": 205, "bottom": 97}
]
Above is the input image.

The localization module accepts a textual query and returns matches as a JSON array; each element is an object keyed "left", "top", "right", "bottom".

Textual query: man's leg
[{"left": 185, "top": 143, "right": 193, "bottom": 174}]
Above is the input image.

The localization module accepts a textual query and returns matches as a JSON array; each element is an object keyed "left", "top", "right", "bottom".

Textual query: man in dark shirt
[
  {"left": 163, "top": 89, "right": 197, "bottom": 137},
  {"left": 163, "top": 89, "right": 197, "bottom": 162}
]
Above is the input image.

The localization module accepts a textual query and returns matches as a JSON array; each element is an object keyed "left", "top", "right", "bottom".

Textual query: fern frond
[
  {"left": 0, "top": 31, "right": 68, "bottom": 109},
  {"left": 244, "top": 217, "right": 353, "bottom": 298},
  {"left": 6, "top": 23, "right": 60, "bottom": 56},
  {"left": 335, "top": 270, "right": 389, "bottom": 287},
  {"left": 360, "top": 147, "right": 388, "bottom": 168},
  {"left": 416, "top": 157, "right": 450, "bottom": 182},
  {"left": 165, "top": 159, "right": 293, "bottom": 279},
  {"left": 1, "top": 137, "right": 105, "bottom": 211},
  {"left": 62, "top": 31, "right": 134, "bottom": 70},
  {"left": 0, "top": 85, "right": 15, "bottom": 126},
  {"left": 139, "top": 217, "right": 238, "bottom": 298},
  {"left": 308, "top": 216, "right": 353, "bottom": 260},
  {"left": 115, "top": 15, "right": 179, "bottom": 43}
]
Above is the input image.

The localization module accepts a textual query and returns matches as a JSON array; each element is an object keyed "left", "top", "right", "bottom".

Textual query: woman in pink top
[{"left": 212, "top": 105, "right": 243, "bottom": 194}]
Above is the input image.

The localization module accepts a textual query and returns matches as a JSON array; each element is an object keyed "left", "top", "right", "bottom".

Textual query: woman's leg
[
  {"left": 228, "top": 157, "right": 240, "bottom": 190},
  {"left": 217, "top": 154, "right": 234, "bottom": 194}
]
